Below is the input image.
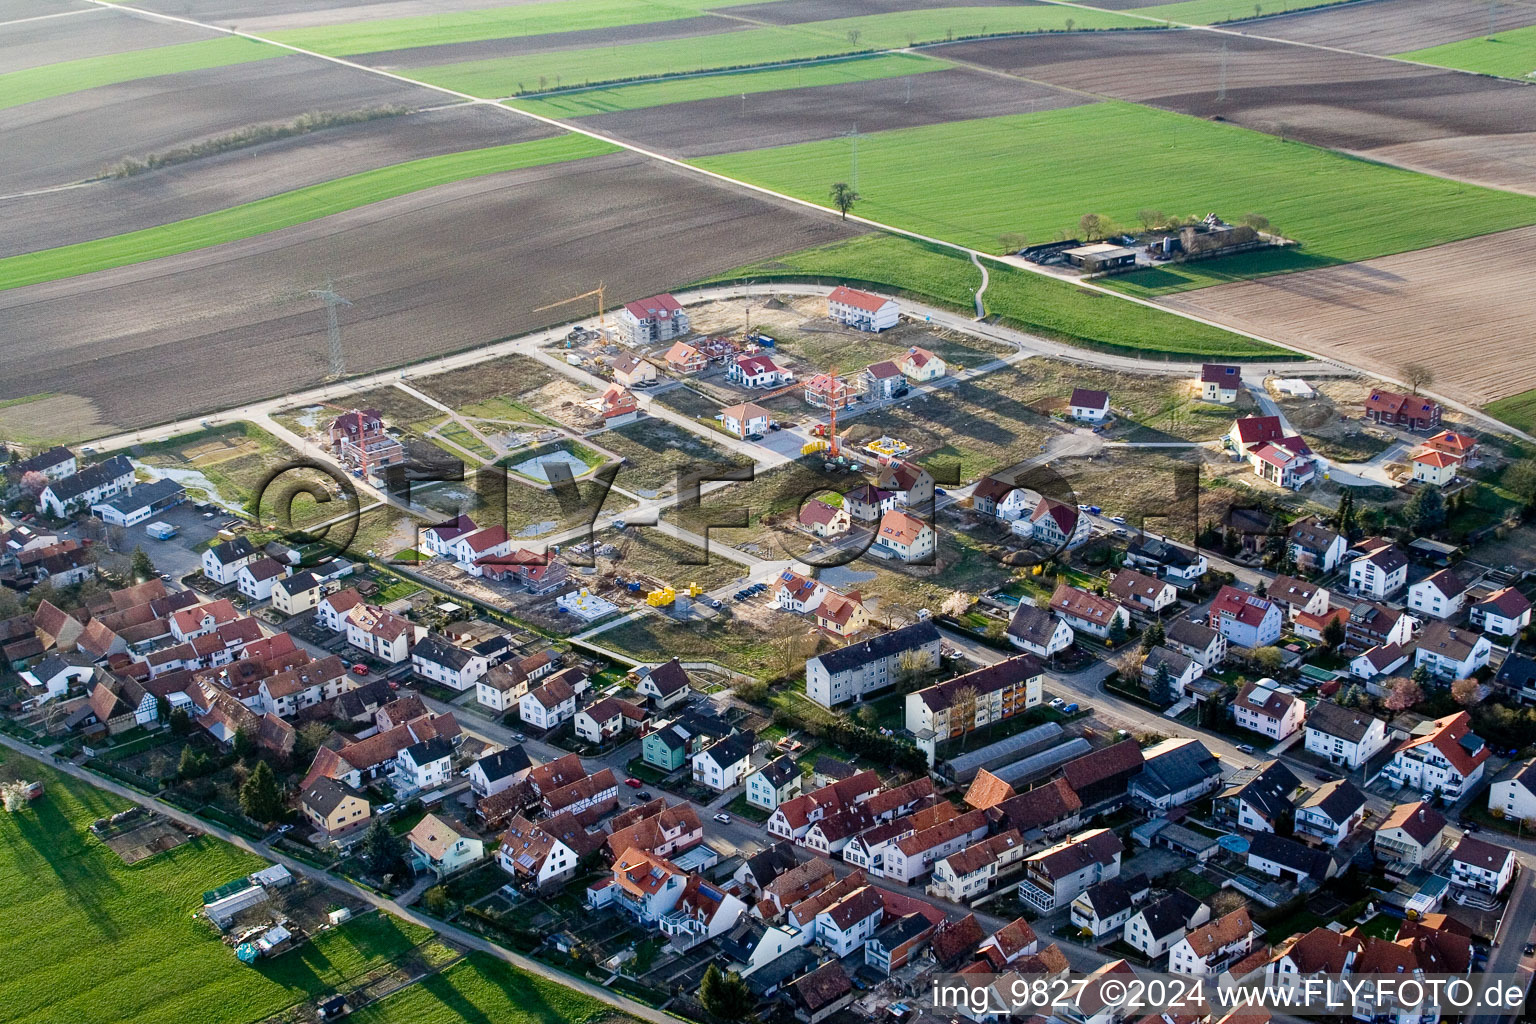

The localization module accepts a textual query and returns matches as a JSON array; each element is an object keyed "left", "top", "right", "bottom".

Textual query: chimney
[{"left": 1417, "top": 808, "right": 1426, "bottom": 822}]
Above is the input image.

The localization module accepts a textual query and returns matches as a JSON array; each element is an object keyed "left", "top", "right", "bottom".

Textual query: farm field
[
  {"left": 0, "top": 6, "right": 212, "bottom": 75},
  {"left": 0, "top": 751, "right": 442, "bottom": 1024},
  {"left": 710, "top": 233, "right": 1282, "bottom": 357},
  {"left": 507, "top": 52, "right": 946, "bottom": 117},
  {"left": 575, "top": 66, "right": 1092, "bottom": 157},
  {"left": 2, "top": 36, "right": 282, "bottom": 111},
  {"left": 2, "top": 54, "right": 444, "bottom": 196},
  {"left": 347, "top": 953, "right": 621, "bottom": 1024},
  {"left": 0, "top": 135, "right": 617, "bottom": 292},
  {"left": 1398, "top": 26, "right": 1536, "bottom": 79},
  {"left": 694, "top": 102, "right": 1536, "bottom": 289},
  {"left": 399, "top": 7, "right": 1146, "bottom": 97},
  {"left": 1127, "top": 0, "right": 1359, "bottom": 24},
  {"left": 0, "top": 151, "right": 861, "bottom": 435},
  {"left": 1485, "top": 389, "right": 1536, "bottom": 435},
  {"left": 3, "top": 104, "right": 546, "bottom": 258},
  {"left": 1251, "top": 0, "right": 1536, "bottom": 54},
  {"left": 1158, "top": 226, "right": 1536, "bottom": 406},
  {"left": 939, "top": 29, "right": 1536, "bottom": 196}
]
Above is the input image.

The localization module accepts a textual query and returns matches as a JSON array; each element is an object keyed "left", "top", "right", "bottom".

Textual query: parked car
[
  {"left": 713, "top": 813, "right": 731, "bottom": 824},
  {"left": 624, "top": 777, "right": 643, "bottom": 788},
  {"left": 636, "top": 791, "right": 651, "bottom": 800},
  {"left": 351, "top": 665, "right": 369, "bottom": 676},
  {"left": 513, "top": 732, "right": 527, "bottom": 742},
  {"left": 1049, "top": 698, "right": 1065, "bottom": 709},
  {"left": 745, "top": 433, "right": 764, "bottom": 442},
  {"left": 1061, "top": 702, "right": 1079, "bottom": 714},
  {"left": 1237, "top": 744, "right": 1255, "bottom": 755},
  {"left": 376, "top": 802, "right": 397, "bottom": 816}
]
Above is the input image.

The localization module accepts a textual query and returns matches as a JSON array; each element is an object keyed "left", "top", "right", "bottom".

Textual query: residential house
[
  {"left": 328, "top": 409, "right": 404, "bottom": 477},
  {"left": 11, "top": 445, "right": 76, "bottom": 482},
  {"left": 1069, "top": 388, "right": 1111, "bottom": 423},
  {"left": 1470, "top": 586, "right": 1533, "bottom": 637},
  {"left": 862, "top": 361, "right": 905, "bottom": 400},
  {"left": 1408, "top": 570, "right": 1470, "bottom": 620},
  {"left": 1209, "top": 585, "right": 1283, "bottom": 649},
  {"left": 692, "top": 731, "right": 756, "bottom": 791},
  {"left": 1169, "top": 908, "right": 1256, "bottom": 976},
  {"left": 1449, "top": 835, "right": 1516, "bottom": 895},
  {"left": 1124, "top": 536, "right": 1208, "bottom": 587},
  {"left": 1006, "top": 604, "right": 1075, "bottom": 659},
  {"left": 797, "top": 500, "right": 850, "bottom": 538},
  {"left": 259, "top": 656, "right": 348, "bottom": 718},
  {"left": 1124, "top": 892, "right": 1209, "bottom": 960},
  {"left": 573, "top": 696, "right": 643, "bottom": 745},
  {"left": 235, "top": 557, "right": 288, "bottom": 601},
  {"left": 729, "top": 353, "right": 790, "bottom": 389},
  {"left": 1412, "top": 449, "right": 1459, "bottom": 486},
  {"left": 1375, "top": 801, "right": 1447, "bottom": 870},
  {"left": 1295, "top": 779, "right": 1367, "bottom": 846},
  {"left": 1017, "top": 828, "right": 1122, "bottom": 913},
  {"left": 804, "top": 619, "right": 941, "bottom": 708},
  {"left": 928, "top": 829, "right": 1027, "bottom": 902},
  {"left": 1049, "top": 584, "right": 1129, "bottom": 640},
  {"left": 411, "top": 635, "right": 490, "bottom": 691},
  {"left": 447, "top": 526, "right": 512, "bottom": 569},
  {"left": 300, "top": 777, "right": 370, "bottom": 838},
  {"left": 344, "top": 604, "right": 418, "bottom": 664},
  {"left": 1129, "top": 738, "right": 1222, "bottom": 812},
  {"left": 719, "top": 402, "right": 770, "bottom": 439},
  {"left": 1287, "top": 517, "right": 1348, "bottom": 573},
  {"left": 900, "top": 346, "right": 944, "bottom": 381},
  {"left": 1305, "top": 702, "right": 1390, "bottom": 774},
  {"left": 811, "top": 886, "right": 886, "bottom": 956},
  {"left": 594, "top": 384, "right": 639, "bottom": 427},
  {"left": 1167, "top": 617, "right": 1227, "bottom": 668},
  {"left": 880, "top": 809, "right": 991, "bottom": 884},
  {"left": 476, "top": 656, "right": 541, "bottom": 712},
  {"left": 904, "top": 654, "right": 1044, "bottom": 742},
  {"left": 633, "top": 658, "right": 691, "bottom": 710},
  {"left": 420, "top": 515, "right": 477, "bottom": 558},
  {"left": 865, "top": 911, "right": 940, "bottom": 975},
  {"left": 1499, "top": 654, "right": 1536, "bottom": 704},
  {"left": 497, "top": 814, "right": 578, "bottom": 890},
  {"left": 1234, "top": 680, "right": 1306, "bottom": 741},
  {"left": 802, "top": 373, "right": 855, "bottom": 410},
  {"left": 828, "top": 286, "right": 899, "bottom": 332},
  {"left": 814, "top": 590, "right": 870, "bottom": 638},
  {"left": 747, "top": 756, "right": 803, "bottom": 810},
  {"left": 1031, "top": 499, "right": 1091, "bottom": 550},
  {"left": 642, "top": 707, "right": 731, "bottom": 772},
  {"left": 774, "top": 570, "right": 829, "bottom": 615},
  {"left": 1414, "top": 621, "right": 1492, "bottom": 680},
  {"left": 871, "top": 509, "right": 935, "bottom": 563},
  {"left": 664, "top": 340, "right": 706, "bottom": 375},
  {"left": 519, "top": 669, "right": 585, "bottom": 730},
  {"left": 19, "top": 652, "right": 94, "bottom": 705},
  {"left": 541, "top": 766, "right": 618, "bottom": 824},
  {"left": 1347, "top": 601, "right": 1414, "bottom": 649},
  {"left": 620, "top": 293, "right": 689, "bottom": 345},
  {"left": 201, "top": 536, "right": 259, "bottom": 586},
  {"left": 1490, "top": 760, "right": 1536, "bottom": 822},
  {"left": 874, "top": 460, "right": 934, "bottom": 508},
  {"left": 785, "top": 962, "right": 854, "bottom": 1024},
  {"left": 38, "top": 456, "right": 134, "bottom": 517},
  {"left": 1070, "top": 875, "right": 1147, "bottom": 941},
  {"left": 610, "top": 352, "right": 657, "bottom": 388},
  {"left": 1224, "top": 507, "right": 1278, "bottom": 556},
  {"left": 606, "top": 801, "right": 704, "bottom": 862},
  {"left": 1109, "top": 569, "right": 1177, "bottom": 615},
  {"left": 270, "top": 572, "right": 327, "bottom": 616},
  {"left": 1264, "top": 927, "right": 1361, "bottom": 996},
  {"left": 659, "top": 875, "right": 748, "bottom": 951},
  {"left": 1247, "top": 833, "right": 1337, "bottom": 884},
  {"left": 1201, "top": 364, "right": 1241, "bottom": 403},
  {"left": 1351, "top": 643, "right": 1410, "bottom": 682},
  {"left": 1349, "top": 539, "right": 1409, "bottom": 599},
  {"left": 589, "top": 846, "right": 688, "bottom": 921},
  {"left": 1363, "top": 389, "right": 1441, "bottom": 431},
  {"left": 971, "top": 476, "right": 1032, "bottom": 521},
  {"left": 394, "top": 737, "right": 454, "bottom": 798},
  {"left": 468, "top": 746, "right": 532, "bottom": 799},
  {"left": 407, "top": 814, "right": 484, "bottom": 879},
  {"left": 977, "top": 918, "right": 1040, "bottom": 969},
  {"left": 1062, "top": 739, "right": 1145, "bottom": 809},
  {"left": 1267, "top": 575, "right": 1329, "bottom": 620},
  {"left": 841, "top": 482, "right": 895, "bottom": 523},
  {"left": 316, "top": 589, "right": 364, "bottom": 632},
  {"left": 1142, "top": 646, "right": 1202, "bottom": 695},
  {"left": 1217, "top": 761, "right": 1302, "bottom": 834},
  {"left": 1384, "top": 712, "right": 1489, "bottom": 798}
]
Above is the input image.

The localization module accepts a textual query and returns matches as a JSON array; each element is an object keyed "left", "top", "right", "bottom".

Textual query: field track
[
  {"left": 0, "top": 153, "right": 861, "bottom": 431},
  {"left": 1161, "top": 227, "right": 1536, "bottom": 405},
  {"left": 939, "top": 28, "right": 1536, "bottom": 194}
]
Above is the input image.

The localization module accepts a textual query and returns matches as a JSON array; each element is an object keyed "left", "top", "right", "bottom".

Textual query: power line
[{"left": 309, "top": 284, "right": 352, "bottom": 379}]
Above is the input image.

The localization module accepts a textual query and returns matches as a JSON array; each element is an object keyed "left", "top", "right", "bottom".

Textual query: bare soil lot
[
  {"left": 0, "top": 6, "right": 213, "bottom": 74},
  {"left": 2, "top": 103, "right": 553, "bottom": 256},
  {"left": 0, "top": 0, "right": 93, "bottom": 19},
  {"left": 357, "top": 15, "right": 748, "bottom": 69},
  {"left": 939, "top": 29, "right": 1536, "bottom": 194},
  {"left": 725, "top": 0, "right": 1046, "bottom": 22},
  {"left": 0, "top": 151, "right": 859, "bottom": 434},
  {"left": 1162, "top": 226, "right": 1536, "bottom": 406},
  {"left": 579, "top": 67, "right": 1090, "bottom": 156},
  {"left": 0, "top": 53, "right": 443, "bottom": 195},
  {"left": 1250, "top": 0, "right": 1536, "bottom": 54},
  {"left": 130, "top": 0, "right": 516, "bottom": 32}
]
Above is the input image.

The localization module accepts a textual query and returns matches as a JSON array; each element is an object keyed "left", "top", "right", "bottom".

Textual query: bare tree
[
  {"left": 846, "top": 28, "right": 861, "bottom": 46},
  {"left": 1137, "top": 209, "right": 1166, "bottom": 232},
  {"left": 1384, "top": 676, "right": 1424, "bottom": 711},
  {"left": 1451, "top": 677, "right": 1485, "bottom": 707},
  {"left": 1402, "top": 362, "right": 1435, "bottom": 395},
  {"left": 949, "top": 685, "right": 980, "bottom": 750},
  {"left": 1079, "top": 213, "right": 1113, "bottom": 241},
  {"left": 829, "top": 182, "right": 861, "bottom": 221}
]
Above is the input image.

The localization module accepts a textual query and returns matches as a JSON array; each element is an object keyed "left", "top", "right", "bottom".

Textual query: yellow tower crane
[{"left": 534, "top": 283, "right": 607, "bottom": 329}]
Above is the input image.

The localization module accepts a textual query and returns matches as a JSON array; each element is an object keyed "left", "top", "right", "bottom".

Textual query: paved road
[{"left": 0, "top": 732, "right": 682, "bottom": 1024}]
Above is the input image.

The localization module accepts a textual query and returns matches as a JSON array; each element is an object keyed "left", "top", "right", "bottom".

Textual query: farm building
[
  {"left": 620, "top": 293, "right": 689, "bottom": 345},
  {"left": 828, "top": 286, "right": 898, "bottom": 332},
  {"left": 1062, "top": 243, "right": 1136, "bottom": 273}
]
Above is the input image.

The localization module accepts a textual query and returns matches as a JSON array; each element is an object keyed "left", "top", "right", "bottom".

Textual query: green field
[
  {"left": 266, "top": 0, "right": 777, "bottom": 55},
  {"left": 1485, "top": 388, "right": 1536, "bottom": 434},
  {"left": 349, "top": 953, "right": 616, "bottom": 1024},
  {"left": 694, "top": 101, "right": 1536, "bottom": 294},
  {"left": 1397, "top": 25, "right": 1536, "bottom": 79},
  {"left": 406, "top": 7, "right": 1144, "bottom": 97},
  {"left": 0, "top": 752, "right": 437, "bottom": 1024},
  {"left": 0, "top": 134, "right": 617, "bottom": 291},
  {"left": 509, "top": 53, "right": 947, "bottom": 117},
  {"left": 1129, "top": 0, "right": 1359, "bottom": 25},
  {"left": 711, "top": 232, "right": 1284, "bottom": 358},
  {"left": 1, "top": 37, "right": 281, "bottom": 111}
]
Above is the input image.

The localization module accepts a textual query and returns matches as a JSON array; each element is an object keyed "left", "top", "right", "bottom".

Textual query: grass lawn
[
  {"left": 133, "top": 420, "right": 318, "bottom": 513},
  {"left": 1355, "top": 914, "right": 1400, "bottom": 940},
  {"left": 0, "top": 751, "right": 437, "bottom": 1024},
  {"left": 709, "top": 233, "right": 1282, "bottom": 358},
  {"left": 1, "top": 135, "right": 617, "bottom": 291},
  {"left": 1485, "top": 388, "right": 1536, "bottom": 434},
  {"left": 348, "top": 952, "right": 619, "bottom": 1024},
  {"left": 1397, "top": 25, "right": 1536, "bottom": 79},
  {"left": 266, "top": 0, "right": 776, "bottom": 55},
  {"left": 437, "top": 422, "right": 498, "bottom": 463},
  {"left": 404, "top": 8, "right": 1144, "bottom": 97},
  {"left": 694, "top": 102, "right": 1536, "bottom": 294},
  {"left": 601, "top": 418, "right": 751, "bottom": 496},
  {"left": 1133, "top": 0, "right": 1357, "bottom": 25},
  {"left": 2, "top": 37, "right": 280, "bottom": 112},
  {"left": 724, "top": 792, "right": 773, "bottom": 823},
  {"left": 598, "top": 612, "right": 789, "bottom": 677},
  {"left": 510, "top": 53, "right": 947, "bottom": 117}
]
